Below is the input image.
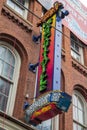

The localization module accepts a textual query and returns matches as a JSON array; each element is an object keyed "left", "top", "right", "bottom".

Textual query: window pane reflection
[
  {"left": 0, "top": 46, "right": 6, "bottom": 59},
  {"left": 78, "top": 99, "right": 83, "bottom": 110},
  {"left": 73, "top": 122, "right": 84, "bottom": 130},
  {"left": 0, "top": 45, "right": 15, "bottom": 112},
  {"left": 7, "top": 0, "right": 26, "bottom": 17},
  {"left": 0, "top": 60, "right": 3, "bottom": 75},
  {"left": 5, "top": 49, "right": 15, "bottom": 66},
  {"left": 73, "top": 94, "right": 77, "bottom": 106},
  {"left": 36, "top": 119, "right": 52, "bottom": 130},
  {"left": 0, "top": 78, "right": 10, "bottom": 96},
  {"left": 78, "top": 110, "right": 83, "bottom": 124},
  {"left": 73, "top": 106, "right": 78, "bottom": 120},
  {"left": 0, "top": 93, "right": 8, "bottom": 111},
  {"left": 3, "top": 63, "right": 14, "bottom": 80},
  {"left": 73, "top": 93, "right": 85, "bottom": 130}
]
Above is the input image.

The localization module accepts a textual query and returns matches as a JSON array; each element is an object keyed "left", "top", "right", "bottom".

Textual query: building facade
[
  {"left": 0, "top": 0, "right": 87, "bottom": 130},
  {"left": 0, "top": 0, "right": 41, "bottom": 130}
]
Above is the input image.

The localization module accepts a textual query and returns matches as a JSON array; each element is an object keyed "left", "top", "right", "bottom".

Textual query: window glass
[
  {"left": 0, "top": 127, "right": 6, "bottom": 130},
  {"left": 71, "top": 41, "right": 74, "bottom": 48},
  {"left": 73, "top": 92, "right": 86, "bottom": 130},
  {"left": 73, "top": 123, "right": 84, "bottom": 130},
  {"left": 17, "top": 0, "right": 25, "bottom": 5},
  {"left": 0, "top": 60, "right": 3, "bottom": 75},
  {"left": 0, "top": 93, "right": 8, "bottom": 112},
  {"left": 73, "top": 106, "right": 78, "bottom": 120},
  {"left": 5, "top": 49, "right": 15, "bottom": 66},
  {"left": 78, "top": 110, "right": 83, "bottom": 124},
  {"left": 0, "top": 78, "right": 10, "bottom": 96},
  {"left": 78, "top": 125, "right": 83, "bottom": 130},
  {"left": 73, "top": 94, "right": 78, "bottom": 106},
  {"left": 7, "top": 0, "right": 29, "bottom": 19},
  {"left": 0, "top": 41, "right": 21, "bottom": 115},
  {"left": 3, "top": 63, "right": 14, "bottom": 80},
  {"left": 0, "top": 47, "right": 15, "bottom": 80},
  {"left": 36, "top": 119, "right": 52, "bottom": 130},
  {"left": 0, "top": 78, "right": 11, "bottom": 111},
  {"left": 71, "top": 50, "right": 80, "bottom": 62},
  {"left": 73, "top": 122, "right": 77, "bottom": 130},
  {"left": 73, "top": 94, "right": 84, "bottom": 123},
  {"left": 0, "top": 46, "right": 6, "bottom": 59},
  {"left": 75, "top": 44, "right": 79, "bottom": 52},
  {"left": 78, "top": 99, "right": 83, "bottom": 110},
  {"left": 0, "top": 45, "right": 15, "bottom": 112},
  {"left": 14, "top": 4, "right": 24, "bottom": 15},
  {"left": 71, "top": 33, "right": 84, "bottom": 64}
]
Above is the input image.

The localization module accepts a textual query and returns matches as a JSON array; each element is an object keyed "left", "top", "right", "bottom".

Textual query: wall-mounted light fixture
[
  {"left": 29, "top": 62, "right": 39, "bottom": 73},
  {"left": 32, "top": 34, "right": 41, "bottom": 44}
]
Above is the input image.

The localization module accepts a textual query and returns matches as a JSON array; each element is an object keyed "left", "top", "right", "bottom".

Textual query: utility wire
[
  {"left": 15, "top": 0, "right": 86, "bottom": 46},
  {"left": 15, "top": 1, "right": 87, "bottom": 102},
  {"left": 2, "top": 1, "right": 86, "bottom": 128},
  {"left": 15, "top": 0, "right": 41, "bottom": 19}
]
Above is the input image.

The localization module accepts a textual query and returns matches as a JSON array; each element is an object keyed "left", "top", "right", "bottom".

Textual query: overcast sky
[{"left": 79, "top": 0, "right": 87, "bottom": 7}]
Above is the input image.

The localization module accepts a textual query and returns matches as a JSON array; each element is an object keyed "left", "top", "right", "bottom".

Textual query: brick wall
[
  {"left": 0, "top": 0, "right": 41, "bottom": 120},
  {"left": 0, "top": 1, "right": 87, "bottom": 130}
]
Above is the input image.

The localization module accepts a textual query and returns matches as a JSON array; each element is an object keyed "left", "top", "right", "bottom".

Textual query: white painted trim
[
  {"left": 0, "top": 41, "right": 21, "bottom": 116},
  {"left": 7, "top": 0, "right": 29, "bottom": 19},
  {"left": 52, "top": 115, "right": 59, "bottom": 130},
  {"left": 0, "top": 117, "right": 27, "bottom": 130},
  {"left": 73, "top": 90, "right": 87, "bottom": 127}
]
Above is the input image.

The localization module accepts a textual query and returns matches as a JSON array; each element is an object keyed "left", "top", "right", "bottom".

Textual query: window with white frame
[
  {"left": 0, "top": 41, "right": 21, "bottom": 115},
  {"left": 71, "top": 33, "right": 84, "bottom": 65},
  {"left": 36, "top": 116, "right": 59, "bottom": 130},
  {"left": 73, "top": 90, "right": 87, "bottom": 130},
  {"left": 6, "top": 0, "right": 29, "bottom": 19},
  {"left": 36, "top": 119, "right": 52, "bottom": 130},
  {"left": 42, "top": 7, "right": 47, "bottom": 17}
]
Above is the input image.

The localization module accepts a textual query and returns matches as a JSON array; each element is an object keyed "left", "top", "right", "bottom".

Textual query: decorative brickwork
[
  {"left": 74, "top": 85, "right": 87, "bottom": 102},
  {"left": 1, "top": 5, "right": 32, "bottom": 33},
  {"left": 72, "top": 58, "right": 87, "bottom": 77}
]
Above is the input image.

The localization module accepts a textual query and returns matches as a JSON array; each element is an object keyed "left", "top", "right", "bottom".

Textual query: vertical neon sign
[
  {"left": 25, "top": 3, "right": 71, "bottom": 125},
  {"left": 36, "top": 2, "right": 66, "bottom": 97},
  {"left": 40, "top": 18, "right": 53, "bottom": 91},
  {"left": 36, "top": 14, "right": 56, "bottom": 96}
]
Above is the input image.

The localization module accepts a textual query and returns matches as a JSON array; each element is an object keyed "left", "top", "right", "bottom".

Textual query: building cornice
[
  {"left": 72, "top": 58, "right": 87, "bottom": 78},
  {"left": 1, "top": 4, "right": 33, "bottom": 33}
]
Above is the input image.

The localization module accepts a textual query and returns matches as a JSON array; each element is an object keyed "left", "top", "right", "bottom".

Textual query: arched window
[
  {"left": 0, "top": 41, "right": 21, "bottom": 115},
  {"left": 73, "top": 90, "right": 87, "bottom": 130}
]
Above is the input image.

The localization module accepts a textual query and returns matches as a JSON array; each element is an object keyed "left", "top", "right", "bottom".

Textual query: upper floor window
[
  {"left": 73, "top": 91, "right": 87, "bottom": 130},
  {"left": 0, "top": 41, "right": 21, "bottom": 115},
  {"left": 7, "top": 0, "right": 29, "bottom": 19},
  {"left": 71, "top": 33, "right": 84, "bottom": 65},
  {"left": 41, "top": 7, "right": 47, "bottom": 17}
]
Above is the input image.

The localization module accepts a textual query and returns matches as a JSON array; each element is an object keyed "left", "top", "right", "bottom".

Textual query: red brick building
[{"left": 0, "top": 0, "right": 87, "bottom": 130}]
